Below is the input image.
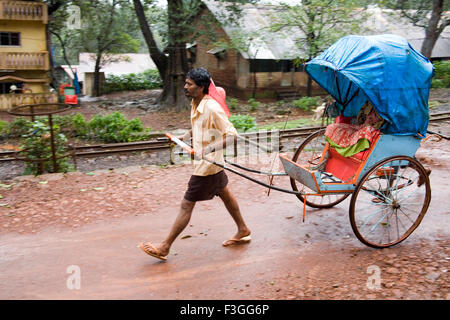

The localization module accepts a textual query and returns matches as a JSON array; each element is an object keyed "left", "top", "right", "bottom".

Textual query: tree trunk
[
  {"left": 132, "top": 0, "right": 168, "bottom": 80},
  {"left": 306, "top": 37, "right": 315, "bottom": 97},
  {"left": 421, "top": 0, "right": 447, "bottom": 59},
  {"left": 45, "top": 1, "right": 65, "bottom": 91},
  {"left": 158, "top": 44, "right": 189, "bottom": 111},
  {"left": 93, "top": 53, "right": 102, "bottom": 97},
  {"left": 158, "top": 0, "right": 189, "bottom": 110},
  {"left": 133, "top": 0, "right": 189, "bottom": 111},
  {"left": 46, "top": 25, "right": 58, "bottom": 91},
  {"left": 50, "top": 30, "right": 76, "bottom": 88}
]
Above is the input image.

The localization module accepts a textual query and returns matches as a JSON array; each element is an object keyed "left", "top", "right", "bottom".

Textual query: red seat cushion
[
  {"left": 325, "top": 123, "right": 380, "bottom": 148},
  {"left": 324, "top": 130, "right": 380, "bottom": 182}
]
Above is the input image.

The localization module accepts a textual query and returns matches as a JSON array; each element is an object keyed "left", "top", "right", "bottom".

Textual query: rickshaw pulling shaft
[{"left": 166, "top": 133, "right": 301, "bottom": 195}]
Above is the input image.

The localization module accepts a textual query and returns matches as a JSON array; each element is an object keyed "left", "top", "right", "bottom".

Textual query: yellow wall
[
  {"left": 0, "top": 20, "right": 46, "bottom": 52},
  {"left": 0, "top": 18, "right": 49, "bottom": 94},
  {"left": 26, "top": 83, "right": 46, "bottom": 93}
]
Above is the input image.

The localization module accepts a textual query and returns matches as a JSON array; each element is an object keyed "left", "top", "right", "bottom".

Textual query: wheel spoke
[
  {"left": 394, "top": 209, "right": 400, "bottom": 241},
  {"left": 360, "top": 205, "right": 389, "bottom": 229},
  {"left": 397, "top": 207, "right": 414, "bottom": 228},
  {"left": 362, "top": 185, "right": 393, "bottom": 204},
  {"left": 350, "top": 156, "right": 430, "bottom": 248},
  {"left": 396, "top": 186, "right": 424, "bottom": 203},
  {"left": 290, "top": 129, "right": 349, "bottom": 208},
  {"left": 369, "top": 207, "right": 392, "bottom": 233},
  {"left": 397, "top": 206, "right": 419, "bottom": 224}
]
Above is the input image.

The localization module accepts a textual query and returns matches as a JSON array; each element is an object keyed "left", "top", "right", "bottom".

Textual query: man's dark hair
[{"left": 186, "top": 67, "right": 211, "bottom": 94}]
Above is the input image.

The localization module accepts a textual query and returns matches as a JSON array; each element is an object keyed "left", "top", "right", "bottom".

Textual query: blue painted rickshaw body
[
  {"left": 281, "top": 35, "right": 432, "bottom": 194},
  {"left": 305, "top": 34, "right": 433, "bottom": 138}
]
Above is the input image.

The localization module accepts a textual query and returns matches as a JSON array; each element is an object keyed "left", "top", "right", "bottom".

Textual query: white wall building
[{"left": 77, "top": 52, "right": 157, "bottom": 83}]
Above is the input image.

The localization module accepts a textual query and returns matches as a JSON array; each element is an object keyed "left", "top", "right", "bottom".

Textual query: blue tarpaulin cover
[
  {"left": 73, "top": 72, "right": 81, "bottom": 95},
  {"left": 306, "top": 34, "right": 434, "bottom": 138}
]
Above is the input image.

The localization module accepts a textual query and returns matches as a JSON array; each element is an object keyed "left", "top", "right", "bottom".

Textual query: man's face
[{"left": 184, "top": 78, "right": 204, "bottom": 99}]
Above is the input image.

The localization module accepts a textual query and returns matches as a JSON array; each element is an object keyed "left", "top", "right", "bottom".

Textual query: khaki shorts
[{"left": 184, "top": 170, "right": 228, "bottom": 202}]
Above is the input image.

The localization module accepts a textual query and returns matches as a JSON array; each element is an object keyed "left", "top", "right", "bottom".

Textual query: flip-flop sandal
[
  {"left": 222, "top": 235, "right": 252, "bottom": 247},
  {"left": 139, "top": 242, "right": 167, "bottom": 261}
]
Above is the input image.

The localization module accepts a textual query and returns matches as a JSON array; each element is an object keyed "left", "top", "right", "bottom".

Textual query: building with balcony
[{"left": 0, "top": 0, "right": 56, "bottom": 111}]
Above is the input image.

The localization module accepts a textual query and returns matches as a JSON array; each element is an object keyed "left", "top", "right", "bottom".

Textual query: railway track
[
  {"left": 428, "top": 110, "right": 450, "bottom": 122},
  {"left": 1, "top": 111, "right": 449, "bottom": 162}
]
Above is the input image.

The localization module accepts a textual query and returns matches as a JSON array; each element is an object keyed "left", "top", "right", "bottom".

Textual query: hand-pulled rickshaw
[{"left": 167, "top": 34, "right": 433, "bottom": 249}]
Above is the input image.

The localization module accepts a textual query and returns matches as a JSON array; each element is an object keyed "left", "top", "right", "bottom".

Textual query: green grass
[
  {"left": 256, "top": 118, "right": 323, "bottom": 131},
  {"left": 428, "top": 100, "right": 442, "bottom": 109}
]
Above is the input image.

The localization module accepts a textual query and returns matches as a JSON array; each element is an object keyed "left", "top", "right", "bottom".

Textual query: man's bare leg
[
  {"left": 149, "top": 198, "right": 196, "bottom": 257},
  {"left": 218, "top": 186, "right": 251, "bottom": 240}
]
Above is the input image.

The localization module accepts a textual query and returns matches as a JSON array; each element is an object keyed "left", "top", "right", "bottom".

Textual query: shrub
[
  {"left": 0, "top": 120, "right": 7, "bottom": 134},
  {"left": 229, "top": 114, "right": 257, "bottom": 132},
  {"left": 0, "top": 120, "right": 7, "bottom": 141},
  {"left": 228, "top": 98, "right": 239, "bottom": 110},
  {"left": 72, "top": 113, "right": 89, "bottom": 138},
  {"left": 276, "top": 100, "right": 285, "bottom": 107},
  {"left": 292, "top": 96, "right": 319, "bottom": 111},
  {"left": 432, "top": 61, "right": 450, "bottom": 88},
  {"left": 52, "top": 114, "right": 77, "bottom": 136},
  {"left": 6, "top": 117, "right": 33, "bottom": 138},
  {"left": 1, "top": 112, "right": 150, "bottom": 143},
  {"left": 247, "top": 98, "right": 260, "bottom": 111},
  {"left": 104, "top": 69, "right": 163, "bottom": 93},
  {"left": 88, "top": 111, "right": 147, "bottom": 142},
  {"left": 19, "top": 120, "right": 73, "bottom": 175}
]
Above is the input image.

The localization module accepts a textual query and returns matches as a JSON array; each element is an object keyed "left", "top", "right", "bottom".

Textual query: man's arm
[{"left": 201, "top": 133, "right": 236, "bottom": 157}]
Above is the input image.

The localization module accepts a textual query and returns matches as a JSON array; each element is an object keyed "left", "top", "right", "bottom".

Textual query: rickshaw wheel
[
  {"left": 290, "top": 129, "right": 349, "bottom": 208},
  {"left": 349, "top": 156, "right": 431, "bottom": 249}
]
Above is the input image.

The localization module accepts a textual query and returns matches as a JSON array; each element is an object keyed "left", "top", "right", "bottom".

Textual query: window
[
  {"left": 294, "top": 63, "right": 305, "bottom": 72},
  {"left": 0, "top": 32, "right": 20, "bottom": 46},
  {"left": 0, "top": 82, "right": 23, "bottom": 94},
  {"left": 249, "top": 59, "right": 295, "bottom": 73}
]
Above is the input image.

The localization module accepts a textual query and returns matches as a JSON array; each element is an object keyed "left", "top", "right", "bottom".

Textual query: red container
[
  {"left": 64, "top": 94, "right": 78, "bottom": 105},
  {"left": 59, "top": 83, "right": 71, "bottom": 96}
]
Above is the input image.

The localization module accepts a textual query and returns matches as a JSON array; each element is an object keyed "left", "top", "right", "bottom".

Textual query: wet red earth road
[{"left": 0, "top": 138, "right": 448, "bottom": 300}]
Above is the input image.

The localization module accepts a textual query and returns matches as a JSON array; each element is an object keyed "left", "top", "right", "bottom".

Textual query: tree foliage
[
  {"left": 133, "top": 0, "right": 256, "bottom": 111},
  {"left": 380, "top": 0, "right": 449, "bottom": 58},
  {"left": 270, "top": 0, "right": 366, "bottom": 60},
  {"left": 48, "top": 0, "right": 142, "bottom": 96},
  {"left": 431, "top": 60, "right": 450, "bottom": 88},
  {"left": 269, "top": 0, "right": 367, "bottom": 95}
]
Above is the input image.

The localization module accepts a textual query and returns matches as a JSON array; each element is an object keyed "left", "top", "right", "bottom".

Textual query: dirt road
[{"left": 0, "top": 138, "right": 448, "bottom": 300}]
